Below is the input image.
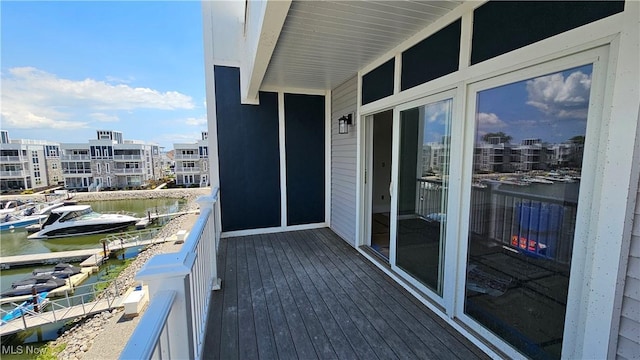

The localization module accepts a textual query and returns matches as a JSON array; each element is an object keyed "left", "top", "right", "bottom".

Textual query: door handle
[{"left": 389, "top": 181, "right": 393, "bottom": 197}]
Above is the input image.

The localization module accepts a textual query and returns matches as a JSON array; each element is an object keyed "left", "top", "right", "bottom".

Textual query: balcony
[
  {"left": 122, "top": 189, "right": 489, "bottom": 360},
  {"left": 62, "top": 169, "right": 92, "bottom": 175},
  {"left": 112, "top": 168, "right": 143, "bottom": 175},
  {"left": 175, "top": 166, "right": 201, "bottom": 173},
  {"left": 0, "top": 170, "right": 27, "bottom": 178},
  {"left": 0, "top": 156, "right": 27, "bottom": 163},
  {"left": 113, "top": 155, "right": 143, "bottom": 161},
  {"left": 61, "top": 155, "right": 91, "bottom": 161},
  {"left": 174, "top": 154, "right": 201, "bottom": 160}
]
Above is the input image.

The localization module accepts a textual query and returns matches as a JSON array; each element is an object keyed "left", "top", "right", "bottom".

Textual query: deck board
[
  {"left": 206, "top": 237, "right": 226, "bottom": 359},
  {"left": 236, "top": 237, "right": 258, "bottom": 360},
  {"left": 203, "top": 228, "right": 489, "bottom": 360},
  {"left": 219, "top": 233, "right": 239, "bottom": 360},
  {"left": 315, "top": 228, "right": 487, "bottom": 360},
  {"left": 245, "top": 236, "right": 278, "bottom": 359},
  {"left": 270, "top": 232, "right": 337, "bottom": 359},
  {"left": 254, "top": 235, "right": 297, "bottom": 359}
]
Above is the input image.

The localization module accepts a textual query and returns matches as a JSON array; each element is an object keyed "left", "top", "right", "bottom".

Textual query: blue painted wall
[
  {"left": 284, "top": 93, "right": 325, "bottom": 226},
  {"left": 214, "top": 66, "right": 281, "bottom": 231}
]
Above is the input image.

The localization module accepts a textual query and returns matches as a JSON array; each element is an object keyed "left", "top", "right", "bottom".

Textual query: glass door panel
[
  {"left": 396, "top": 99, "right": 452, "bottom": 295},
  {"left": 464, "top": 64, "right": 592, "bottom": 359}
]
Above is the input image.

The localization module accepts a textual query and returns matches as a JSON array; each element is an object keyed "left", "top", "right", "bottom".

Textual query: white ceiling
[{"left": 261, "top": 0, "right": 463, "bottom": 91}]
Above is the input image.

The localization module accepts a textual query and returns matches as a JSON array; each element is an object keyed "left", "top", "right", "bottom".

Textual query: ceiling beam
[{"left": 241, "top": 0, "right": 292, "bottom": 104}]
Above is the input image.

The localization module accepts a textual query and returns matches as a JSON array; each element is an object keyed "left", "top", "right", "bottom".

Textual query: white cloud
[
  {"left": 424, "top": 100, "right": 451, "bottom": 123},
  {"left": 1, "top": 67, "right": 195, "bottom": 130},
  {"left": 526, "top": 70, "right": 591, "bottom": 119},
  {"left": 154, "top": 132, "right": 202, "bottom": 145},
  {"left": 90, "top": 113, "right": 120, "bottom": 122},
  {"left": 105, "top": 75, "right": 135, "bottom": 84},
  {"left": 476, "top": 112, "right": 506, "bottom": 127},
  {"left": 185, "top": 117, "right": 207, "bottom": 126}
]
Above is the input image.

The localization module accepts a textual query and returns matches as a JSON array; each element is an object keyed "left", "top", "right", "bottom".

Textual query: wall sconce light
[{"left": 338, "top": 114, "right": 353, "bottom": 134}]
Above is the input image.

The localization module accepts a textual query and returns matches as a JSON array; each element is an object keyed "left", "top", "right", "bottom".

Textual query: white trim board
[{"left": 278, "top": 92, "right": 287, "bottom": 228}]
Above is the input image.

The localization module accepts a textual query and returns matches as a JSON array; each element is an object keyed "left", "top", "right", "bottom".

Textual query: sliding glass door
[
  {"left": 393, "top": 95, "right": 453, "bottom": 296},
  {"left": 464, "top": 63, "right": 594, "bottom": 359}
]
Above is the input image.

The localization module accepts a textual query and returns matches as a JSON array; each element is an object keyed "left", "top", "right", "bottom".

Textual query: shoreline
[
  {"left": 17, "top": 188, "right": 209, "bottom": 359},
  {"left": 1, "top": 187, "right": 212, "bottom": 203}
]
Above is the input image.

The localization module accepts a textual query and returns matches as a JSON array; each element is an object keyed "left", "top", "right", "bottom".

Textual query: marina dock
[
  {"left": 0, "top": 269, "right": 93, "bottom": 305},
  {"left": 0, "top": 249, "right": 104, "bottom": 269},
  {"left": 0, "top": 297, "right": 122, "bottom": 336},
  {"left": 0, "top": 236, "right": 176, "bottom": 270}
]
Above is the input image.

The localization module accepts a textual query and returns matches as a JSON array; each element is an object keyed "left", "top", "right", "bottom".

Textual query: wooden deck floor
[{"left": 203, "top": 228, "right": 489, "bottom": 360}]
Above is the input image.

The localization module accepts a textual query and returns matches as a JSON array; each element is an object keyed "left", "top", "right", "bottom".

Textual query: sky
[
  {"left": 1, "top": 1, "right": 207, "bottom": 150},
  {"left": 419, "top": 64, "right": 592, "bottom": 146},
  {"left": 475, "top": 64, "right": 592, "bottom": 144}
]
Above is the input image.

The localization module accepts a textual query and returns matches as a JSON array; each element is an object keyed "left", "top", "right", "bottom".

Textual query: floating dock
[
  {"left": 0, "top": 249, "right": 105, "bottom": 269},
  {"left": 0, "top": 269, "right": 94, "bottom": 305},
  {"left": 0, "top": 234, "right": 178, "bottom": 270}
]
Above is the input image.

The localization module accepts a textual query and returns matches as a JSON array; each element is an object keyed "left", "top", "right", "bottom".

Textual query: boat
[
  {"left": 522, "top": 176, "right": 554, "bottom": 184},
  {"left": 27, "top": 204, "right": 139, "bottom": 240},
  {"left": 1, "top": 277, "right": 66, "bottom": 297},
  {"left": 0, "top": 200, "right": 72, "bottom": 231},
  {"left": 32, "top": 263, "right": 81, "bottom": 279},
  {"left": 11, "top": 274, "right": 60, "bottom": 287},
  {"left": 1, "top": 291, "right": 50, "bottom": 324},
  {"left": 0, "top": 200, "right": 31, "bottom": 215},
  {"left": 0, "top": 213, "right": 48, "bottom": 231}
]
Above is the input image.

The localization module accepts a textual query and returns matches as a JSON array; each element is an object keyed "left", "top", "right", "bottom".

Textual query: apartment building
[
  {"left": 59, "top": 130, "right": 162, "bottom": 191},
  {"left": 0, "top": 130, "right": 61, "bottom": 193},
  {"left": 173, "top": 131, "right": 209, "bottom": 187}
]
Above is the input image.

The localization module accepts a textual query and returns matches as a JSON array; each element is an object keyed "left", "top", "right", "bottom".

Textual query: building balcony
[
  {"left": 0, "top": 170, "right": 27, "bottom": 178},
  {"left": 0, "top": 156, "right": 27, "bottom": 163},
  {"left": 175, "top": 166, "right": 201, "bottom": 173},
  {"left": 113, "top": 155, "right": 143, "bottom": 161},
  {"left": 112, "top": 168, "right": 143, "bottom": 175},
  {"left": 122, "top": 190, "right": 488, "bottom": 360},
  {"left": 61, "top": 155, "right": 91, "bottom": 161},
  {"left": 174, "top": 154, "right": 201, "bottom": 160},
  {"left": 62, "top": 169, "right": 92, "bottom": 175}
]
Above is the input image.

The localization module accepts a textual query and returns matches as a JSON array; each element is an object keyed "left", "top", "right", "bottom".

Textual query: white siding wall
[
  {"left": 330, "top": 76, "right": 357, "bottom": 246},
  {"left": 618, "top": 176, "right": 640, "bottom": 360}
]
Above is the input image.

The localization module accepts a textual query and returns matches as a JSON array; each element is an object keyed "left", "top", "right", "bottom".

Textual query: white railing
[
  {"left": 113, "top": 155, "right": 143, "bottom": 161},
  {"left": 113, "top": 168, "right": 143, "bottom": 174},
  {"left": 120, "top": 188, "right": 221, "bottom": 360},
  {"left": 174, "top": 154, "right": 201, "bottom": 160},
  {"left": 0, "top": 156, "right": 26, "bottom": 163},
  {"left": 60, "top": 155, "right": 91, "bottom": 161},
  {"left": 0, "top": 170, "right": 26, "bottom": 177},
  {"left": 174, "top": 166, "right": 201, "bottom": 173},
  {"left": 62, "top": 169, "right": 92, "bottom": 174}
]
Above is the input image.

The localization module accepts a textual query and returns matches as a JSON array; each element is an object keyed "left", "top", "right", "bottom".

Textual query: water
[
  {"left": 0, "top": 198, "right": 184, "bottom": 257},
  {"left": 0, "top": 197, "right": 185, "bottom": 354},
  {"left": 492, "top": 181, "right": 581, "bottom": 203}
]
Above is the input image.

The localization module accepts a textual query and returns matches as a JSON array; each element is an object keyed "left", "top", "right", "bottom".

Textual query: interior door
[{"left": 364, "top": 110, "right": 393, "bottom": 260}]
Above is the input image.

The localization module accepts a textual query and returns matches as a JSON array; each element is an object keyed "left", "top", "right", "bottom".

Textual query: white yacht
[{"left": 27, "top": 205, "right": 139, "bottom": 239}]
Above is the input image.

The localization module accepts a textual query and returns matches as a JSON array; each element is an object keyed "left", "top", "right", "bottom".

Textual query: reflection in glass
[
  {"left": 465, "top": 64, "right": 592, "bottom": 359},
  {"left": 396, "top": 99, "right": 452, "bottom": 294}
]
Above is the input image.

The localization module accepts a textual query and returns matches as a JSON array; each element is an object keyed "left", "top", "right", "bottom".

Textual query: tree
[
  {"left": 569, "top": 135, "right": 585, "bottom": 144},
  {"left": 482, "top": 132, "right": 512, "bottom": 144}
]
